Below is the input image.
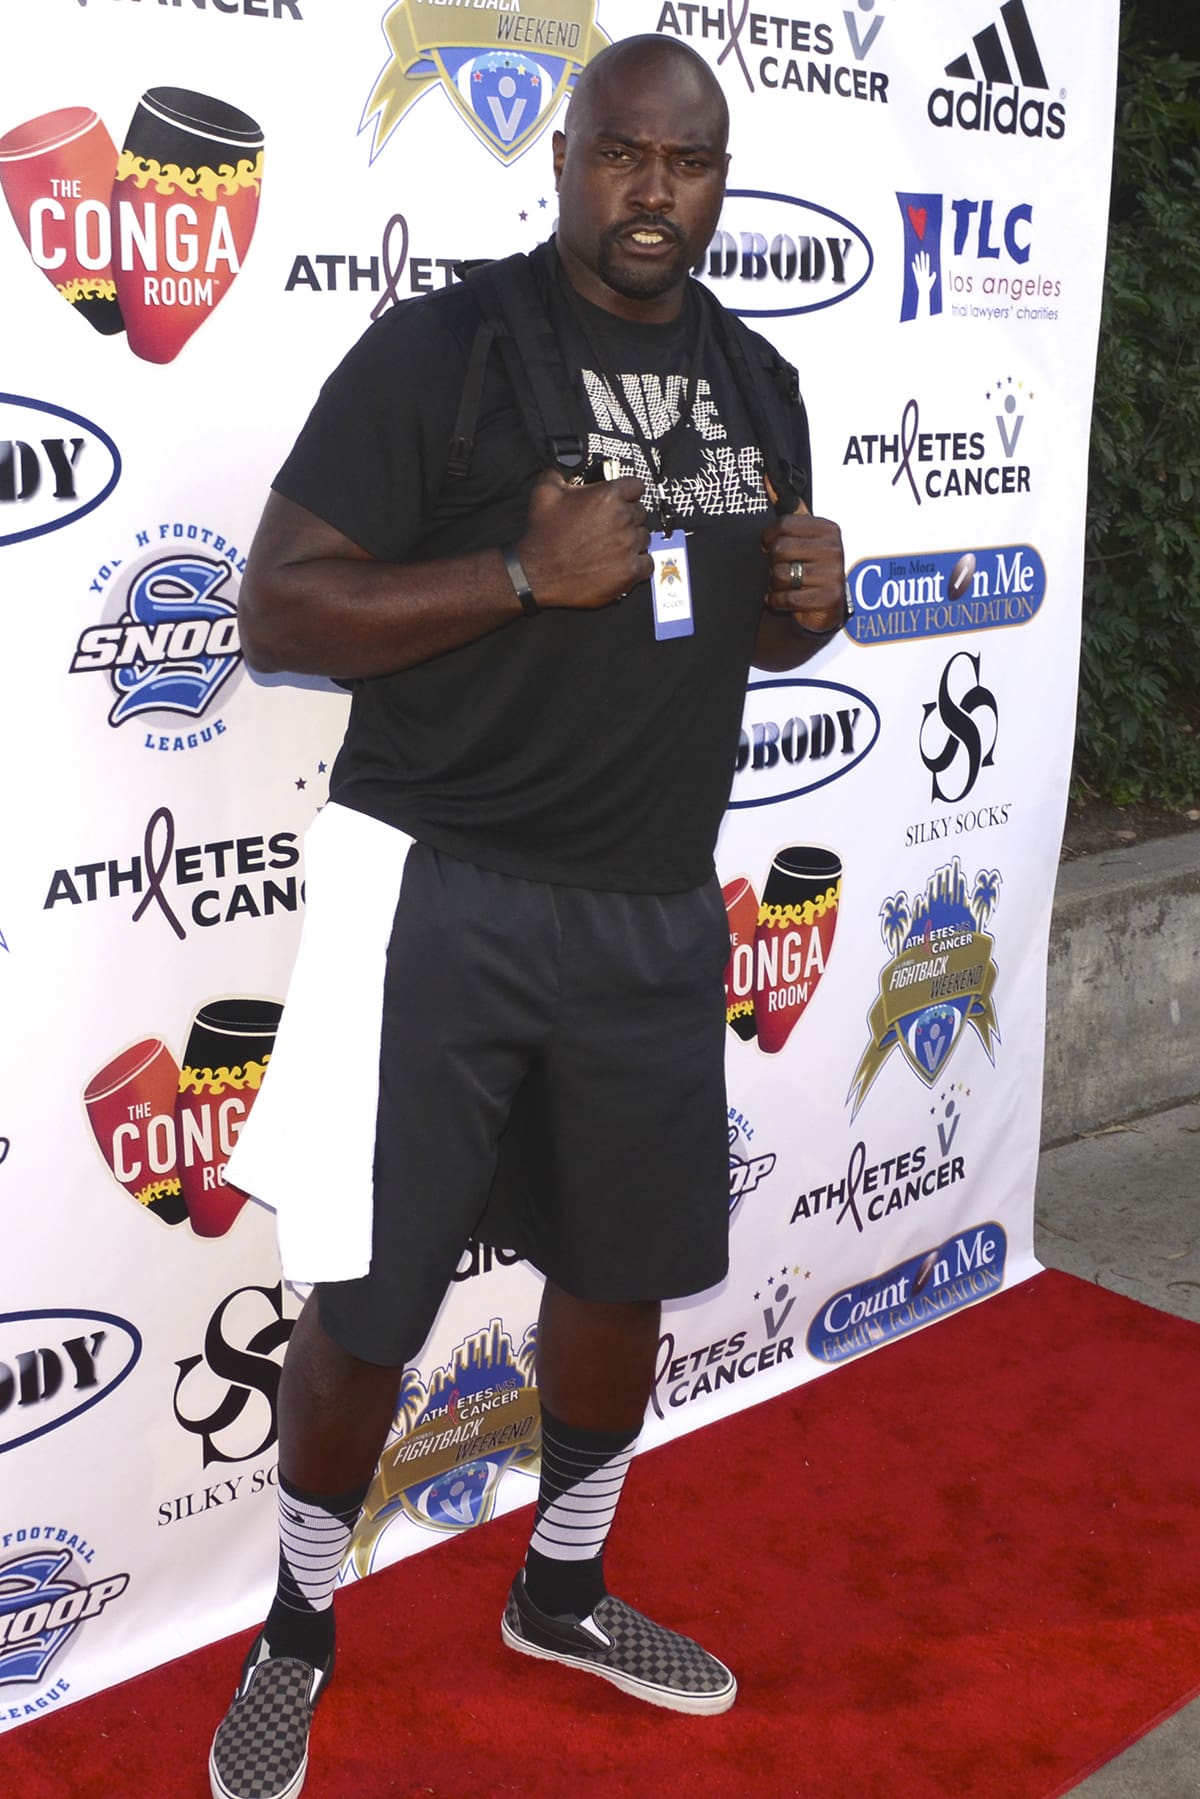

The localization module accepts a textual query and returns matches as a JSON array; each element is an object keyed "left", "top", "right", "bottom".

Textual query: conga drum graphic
[
  {"left": 111, "top": 87, "right": 263, "bottom": 364},
  {"left": 175, "top": 998, "right": 281, "bottom": 1237},
  {"left": 0, "top": 107, "right": 125, "bottom": 335},
  {"left": 84, "top": 1038, "right": 187, "bottom": 1224},
  {"left": 752, "top": 846, "right": 842, "bottom": 1054},
  {"left": 721, "top": 874, "right": 759, "bottom": 1041}
]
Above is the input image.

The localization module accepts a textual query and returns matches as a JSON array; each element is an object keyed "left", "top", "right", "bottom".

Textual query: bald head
[
  {"left": 566, "top": 34, "right": 730, "bottom": 148},
  {"left": 552, "top": 34, "right": 730, "bottom": 321}
]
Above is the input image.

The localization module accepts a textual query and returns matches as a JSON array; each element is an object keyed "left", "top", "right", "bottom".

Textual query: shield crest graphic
[{"left": 439, "top": 49, "right": 566, "bottom": 164}]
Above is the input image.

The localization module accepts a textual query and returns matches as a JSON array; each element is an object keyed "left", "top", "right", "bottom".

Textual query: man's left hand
[{"left": 761, "top": 475, "right": 847, "bottom": 632}]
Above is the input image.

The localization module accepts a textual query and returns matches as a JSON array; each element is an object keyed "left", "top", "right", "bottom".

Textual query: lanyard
[{"left": 559, "top": 274, "right": 709, "bottom": 534}]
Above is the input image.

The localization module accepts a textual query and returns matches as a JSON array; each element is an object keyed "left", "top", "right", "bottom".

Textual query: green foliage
[{"left": 1078, "top": 28, "right": 1200, "bottom": 807}]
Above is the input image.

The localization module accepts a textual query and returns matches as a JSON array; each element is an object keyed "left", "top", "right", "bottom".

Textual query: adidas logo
[{"left": 928, "top": 0, "right": 1066, "bottom": 142}]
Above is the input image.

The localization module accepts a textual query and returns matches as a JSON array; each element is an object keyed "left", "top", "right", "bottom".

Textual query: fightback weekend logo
[
  {"left": 362, "top": 0, "right": 609, "bottom": 165},
  {"left": 0, "top": 89, "right": 263, "bottom": 362}
]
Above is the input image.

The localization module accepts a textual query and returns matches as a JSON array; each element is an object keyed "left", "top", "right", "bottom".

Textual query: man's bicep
[{"left": 255, "top": 491, "right": 376, "bottom": 570}]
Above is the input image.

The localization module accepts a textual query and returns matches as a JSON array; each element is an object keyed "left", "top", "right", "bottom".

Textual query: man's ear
[{"left": 552, "top": 129, "right": 566, "bottom": 189}]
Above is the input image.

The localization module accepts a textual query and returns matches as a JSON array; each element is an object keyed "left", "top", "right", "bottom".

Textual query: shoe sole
[
  {"left": 209, "top": 1743, "right": 308, "bottom": 1799},
  {"left": 500, "top": 1613, "right": 737, "bottom": 1716}
]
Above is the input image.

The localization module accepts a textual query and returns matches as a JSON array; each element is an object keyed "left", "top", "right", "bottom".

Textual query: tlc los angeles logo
[
  {"left": 896, "top": 193, "right": 1063, "bottom": 325},
  {"left": 362, "top": 0, "right": 608, "bottom": 166},
  {"left": 928, "top": 0, "right": 1066, "bottom": 142},
  {"left": 0, "top": 89, "right": 263, "bottom": 362},
  {"left": 84, "top": 1000, "right": 281, "bottom": 1239},
  {"left": 723, "top": 846, "right": 841, "bottom": 1052}
]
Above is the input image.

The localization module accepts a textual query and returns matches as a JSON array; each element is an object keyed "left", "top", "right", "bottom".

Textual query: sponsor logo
[
  {"left": 285, "top": 211, "right": 468, "bottom": 312},
  {"left": 83, "top": 998, "right": 282, "bottom": 1238},
  {"left": 847, "top": 544, "right": 1045, "bottom": 645},
  {"left": 0, "top": 394, "right": 120, "bottom": 547},
  {"left": 0, "top": 1312, "right": 141, "bottom": 1456},
  {"left": 807, "top": 1221, "right": 1007, "bottom": 1363},
  {"left": 451, "top": 1240, "right": 522, "bottom": 1283},
  {"left": 843, "top": 378, "right": 1036, "bottom": 507},
  {"left": 727, "top": 1103, "right": 777, "bottom": 1218},
  {"left": 170, "top": 1282, "right": 296, "bottom": 1472},
  {"left": 70, "top": 524, "right": 249, "bottom": 752},
  {"left": 44, "top": 803, "right": 303, "bottom": 940},
  {"left": 908, "top": 652, "right": 1010, "bottom": 847},
  {"left": 362, "top": 0, "right": 608, "bottom": 166},
  {"left": 351, "top": 1321, "right": 540, "bottom": 1568},
  {"left": 0, "top": 1529, "right": 128, "bottom": 1713},
  {"left": 731, "top": 678, "right": 879, "bottom": 808},
  {"left": 722, "top": 846, "right": 841, "bottom": 1052},
  {"left": 656, "top": 0, "right": 892, "bottom": 104},
  {"left": 0, "top": 91, "right": 263, "bottom": 362},
  {"left": 791, "top": 1083, "right": 969, "bottom": 1231},
  {"left": 930, "top": 0, "right": 1065, "bottom": 142},
  {"left": 698, "top": 190, "right": 872, "bottom": 318},
  {"left": 77, "top": 0, "right": 303, "bottom": 17},
  {"left": 920, "top": 651, "right": 999, "bottom": 804},
  {"left": 651, "top": 1265, "right": 799, "bottom": 1416},
  {"left": 848, "top": 858, "right": 1001, "bottom": 1118},
  {"left": 897, "top": 191, "right": 1062, "bottom": 325}
]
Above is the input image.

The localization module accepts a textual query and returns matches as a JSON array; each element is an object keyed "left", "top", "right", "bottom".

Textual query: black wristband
[
  {"left": 501, "top": 543, "right": 538, "bottom": 617},
  {"left": 788, "top": 587, "right": 852, "bottom": 640}
]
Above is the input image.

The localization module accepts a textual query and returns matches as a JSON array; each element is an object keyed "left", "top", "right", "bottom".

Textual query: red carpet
[{"left": 10, "top": 1270, "right": 1200, "bottom": 1798}]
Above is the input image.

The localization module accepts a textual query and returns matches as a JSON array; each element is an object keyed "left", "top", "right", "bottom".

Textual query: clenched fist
[
  {"left": 761, "top": 473, "right": 847, "bottom": 635},
  {"left": 516, "top": 467, "right": 653, "bottom": 611}
]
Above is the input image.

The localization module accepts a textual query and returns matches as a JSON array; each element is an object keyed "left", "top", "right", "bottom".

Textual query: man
[{"left": 210, "top": 32, "right": 846, "bottom": 1799}]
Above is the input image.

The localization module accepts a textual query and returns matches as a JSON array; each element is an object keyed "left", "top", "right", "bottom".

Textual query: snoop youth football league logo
[{"left": 362, "top": 1, "right": 609, "bottom": 166}]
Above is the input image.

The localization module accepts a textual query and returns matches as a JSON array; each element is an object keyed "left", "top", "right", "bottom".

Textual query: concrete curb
[{"left": 1042, "top": 832, "right": 1200, "bottom": 1145}]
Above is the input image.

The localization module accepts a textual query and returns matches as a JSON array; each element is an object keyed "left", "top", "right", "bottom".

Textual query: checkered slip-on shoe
[
  {"left": 209, "top": 1633, "right": 334, "bottom": 1799},
  {"left": 501, "top": 1571, "right": 737, "bottom": 1714}
]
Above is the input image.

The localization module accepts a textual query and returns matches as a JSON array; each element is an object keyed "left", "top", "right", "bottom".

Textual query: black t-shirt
[{"left": 274, "top": 240, "right": 810, "bottom": 893}]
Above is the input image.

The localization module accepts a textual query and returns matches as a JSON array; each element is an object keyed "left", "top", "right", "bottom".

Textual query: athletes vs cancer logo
[
  {"left": 0, "top": 92, "right": 263, "bottom": 363},
  {"left": 656, "top": 0, "right": 894, "bottom": 105},
  {"left": 848, "top": 858, "right": 1001, "bottom": 1119},
  {"left": 362, "top": 0, "right": 608, "bottom": 166}
]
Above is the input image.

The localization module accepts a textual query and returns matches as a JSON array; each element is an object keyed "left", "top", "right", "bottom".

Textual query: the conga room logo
[
  {"left": 83, "top": 1000, "right": 281, "bottom": 1239},
  {"left": 361, "top": 0, "right": 609, "bottom": 165},
  {"left": 722, "top": 846, "right": 841, "bottom": 1052},
  {"left": 0, "top": 90, "right": 264, "bottom": 362}
]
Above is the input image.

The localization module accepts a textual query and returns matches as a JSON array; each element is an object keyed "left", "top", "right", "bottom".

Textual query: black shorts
[{"left": 318, "top": 841, "right": 732, "bottom": 1366}]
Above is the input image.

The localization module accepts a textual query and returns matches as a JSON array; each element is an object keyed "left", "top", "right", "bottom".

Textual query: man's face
[{"left": 552, "top": 55, "right": 729, "bottom": 321}]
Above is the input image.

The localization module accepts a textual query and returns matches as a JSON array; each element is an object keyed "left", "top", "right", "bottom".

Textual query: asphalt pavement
[{"left": 1034, "top": 1098, "right": 1200, "bottom": 1796}]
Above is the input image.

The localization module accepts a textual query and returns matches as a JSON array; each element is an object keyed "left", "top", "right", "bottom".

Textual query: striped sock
[
  {"left": 262, "top": 1472, "right": 369, "bottom": 1665},
  {"left": 523, "top": 1408, "right": 638, "bottom": 1620}
]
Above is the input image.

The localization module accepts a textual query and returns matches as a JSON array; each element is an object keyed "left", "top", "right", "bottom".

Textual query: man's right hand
[{"left": 516, "top": 467, "right": 653, "bottom": 610}]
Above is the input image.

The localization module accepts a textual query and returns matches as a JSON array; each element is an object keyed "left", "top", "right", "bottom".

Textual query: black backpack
[{"left": 442, "top": 246, "right": 812, "bottom": 516}]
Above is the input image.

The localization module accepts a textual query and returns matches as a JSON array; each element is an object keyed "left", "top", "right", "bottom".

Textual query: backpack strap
[
  {"left": 449, "top": 250, "right": 587, "bottom": 478},
  {"left": 693, "top": 283, "right": 812, "bottom": 514}
]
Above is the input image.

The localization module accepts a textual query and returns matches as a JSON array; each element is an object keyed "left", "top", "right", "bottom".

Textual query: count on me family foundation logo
[{"left": 0, "top": 89, "right": 263, "bottom": 362}]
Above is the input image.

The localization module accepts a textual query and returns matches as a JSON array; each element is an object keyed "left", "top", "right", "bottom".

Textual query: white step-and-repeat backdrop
[{"left": 0, "top": 0, "right": 1116, "bottom": 1728}]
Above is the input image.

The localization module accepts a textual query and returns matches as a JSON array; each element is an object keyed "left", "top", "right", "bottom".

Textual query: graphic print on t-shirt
[{"left": 581, "top": 368, "right": 770, "bottom": 521}]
